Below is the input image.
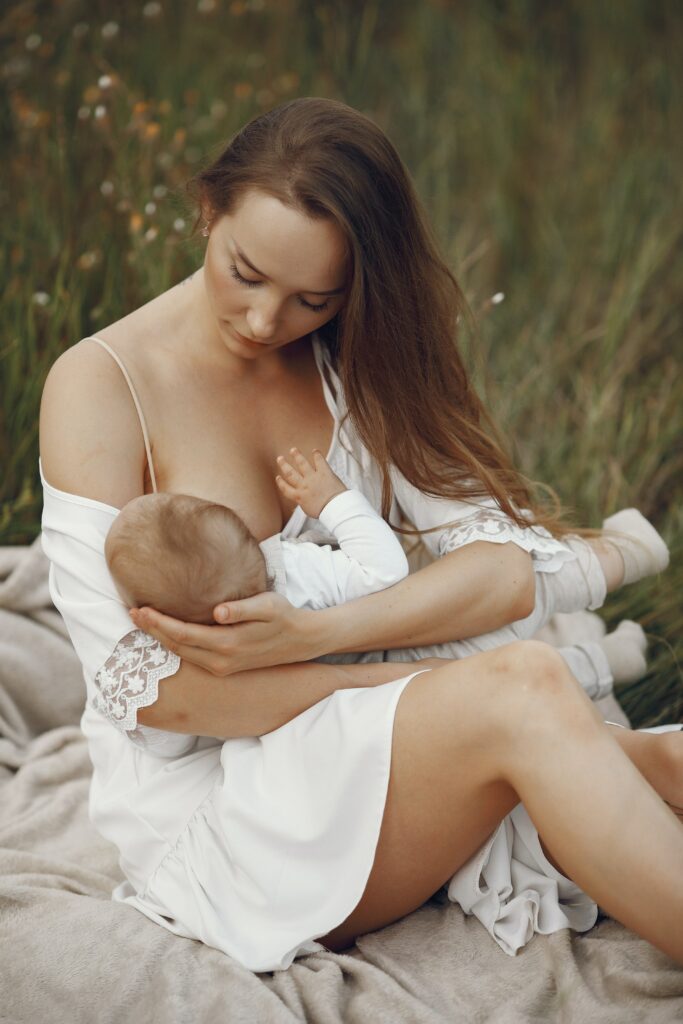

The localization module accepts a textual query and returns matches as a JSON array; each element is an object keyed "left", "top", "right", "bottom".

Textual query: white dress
[{"left": 39, "top": 331, "right": 599, "bottom": 973}]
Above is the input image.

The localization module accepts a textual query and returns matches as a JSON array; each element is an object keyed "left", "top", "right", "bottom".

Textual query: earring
[{"left": 201, "top": 222, "right": 210, "bottom": 237}]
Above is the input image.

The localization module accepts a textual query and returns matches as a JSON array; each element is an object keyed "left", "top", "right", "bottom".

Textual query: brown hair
[{"left": 186, "top": 97, "right": 579, "bottom": 541}]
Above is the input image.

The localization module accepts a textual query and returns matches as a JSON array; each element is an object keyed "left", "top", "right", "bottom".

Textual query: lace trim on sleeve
[
  {"left": 438, "top": 507, "right": 577, "bottom": 574},
  {"left": 92, "top": 629, "right": 181, "bottom": 733}
]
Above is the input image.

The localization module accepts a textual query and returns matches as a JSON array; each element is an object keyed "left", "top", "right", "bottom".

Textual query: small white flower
[
  {"left": 98, "top": 669, "right": 118, "bottom": 694},
  {"left": 143, "top": 1, "right": 163, "bottom": 16},
  {"left": 126, "top": 674, "right": 146, "bottom": 694},
  {"left": 72, "top": 22, "right": 89, "bottom": 38},
  {"left": 77, "top": 105, "right": 91, "bottom": 120},
  {"left": 94, "top": 104, "right": 107, "bottom": 119},
  {"left": 144, "top": 201, "right": 157, "bottom": 215},
  {"left": 173, "top": 217, "right": 186, "bottom": 232},
  {"left": 152, "top": 184, "right": 168, "bottom": 199},
  {"left": 491, "top": 292, "right": 505, "bottom": 304},
  {"left": 101, "top": 21, "right": 120, "bottom": 39},
  {"left": 148, "top": 647, "right": 170, "bottom": 665},
  {"left": 100, "top": 180, "right": 114, "bottom": 196},
  {"left": 98, "top": 74, "right": 113, "bottom": 89},
  {"left": 25, "top": 34, "right": 42, "bottom": 51},
  {"left": 32, "top": 291, "right": 50, "bottom": 306},
  {"left": 114, "top": 649, "right": 137, "bottom": 668},
  {"left": 144, "top": 226, "right": 158, "bottom": 241}
]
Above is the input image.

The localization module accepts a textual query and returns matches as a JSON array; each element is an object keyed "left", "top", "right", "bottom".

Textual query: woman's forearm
[
  {"left": 305, "top": 541, "right": 536, "bottom": 656},
  {"left": 137, "top": 657, "right": 425, "bottom": 739}
]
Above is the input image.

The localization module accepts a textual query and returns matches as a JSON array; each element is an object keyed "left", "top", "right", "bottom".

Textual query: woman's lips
[{"left": 229, "top": 324, "right": 270, "bottom": 346}]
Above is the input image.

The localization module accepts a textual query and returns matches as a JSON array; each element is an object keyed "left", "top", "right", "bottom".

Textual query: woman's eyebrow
[{"left": 231, "top": 238, "right": 346, "bottom": 296}]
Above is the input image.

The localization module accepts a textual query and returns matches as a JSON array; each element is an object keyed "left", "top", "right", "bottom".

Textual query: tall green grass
[{"left": 1, "top": 0, "right": 681, "bottom": 724}]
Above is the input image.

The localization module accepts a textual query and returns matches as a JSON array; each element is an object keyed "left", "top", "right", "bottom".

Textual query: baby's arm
[{"left": 276, "top": 447, "right": 409, "bottom": 602}]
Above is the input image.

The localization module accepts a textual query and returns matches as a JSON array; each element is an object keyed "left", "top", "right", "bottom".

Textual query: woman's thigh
[{"left": 319, "top": 644, "right": 542, "bottom": 953}]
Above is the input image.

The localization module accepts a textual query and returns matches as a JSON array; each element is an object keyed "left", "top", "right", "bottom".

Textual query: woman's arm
[
  {"left": 308, "top": 540, "right": 535, "bottom": 655},
  {"left": 130, "top": 539, "right": 534, "bottom": 673},
  {"left": 137, "top": 657, "right": 437, "bottom": 738}
]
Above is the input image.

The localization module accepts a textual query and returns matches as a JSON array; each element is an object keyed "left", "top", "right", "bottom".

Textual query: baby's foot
[
  {"left": 598, "top": 620, "right": 648, "bottom": 685},
  {"left": 601, "top": 508, "right": 669, "bottom": 586}
]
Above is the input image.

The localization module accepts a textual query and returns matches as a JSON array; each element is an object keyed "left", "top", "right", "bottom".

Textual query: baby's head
[{"left": 105, "top": 493, "right": 273, "bottom": 625}]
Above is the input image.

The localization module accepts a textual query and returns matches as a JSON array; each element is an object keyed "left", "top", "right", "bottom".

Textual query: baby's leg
[{"left": 600, "top": 509, "right": 670, "bottom": 588}]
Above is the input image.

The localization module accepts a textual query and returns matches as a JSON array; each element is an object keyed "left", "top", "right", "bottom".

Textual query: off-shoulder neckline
[{"left": 39, "top": 331, "right": 341, "bottom": 525}]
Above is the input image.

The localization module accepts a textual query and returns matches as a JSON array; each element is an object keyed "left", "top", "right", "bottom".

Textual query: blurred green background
[{"left": 1, "top": 0, "right": 681, "bottom": 724}]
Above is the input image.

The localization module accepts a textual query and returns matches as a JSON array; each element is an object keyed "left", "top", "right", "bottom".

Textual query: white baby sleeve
[
  {"left": 283, "top": 490, "right": 408, "bottom": 609},
  {"left": 317, "top": 489, "right": 409, "bottom": 600},
  {"left": 40, "top": 475, "right": 197, "bottom": 757}
]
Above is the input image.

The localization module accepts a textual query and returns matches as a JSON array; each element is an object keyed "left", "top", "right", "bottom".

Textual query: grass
[{"left": 1, "top": 0, "right": 681, "bottom": 725}]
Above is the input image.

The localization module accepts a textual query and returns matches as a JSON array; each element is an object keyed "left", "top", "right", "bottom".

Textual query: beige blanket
[{"left": 1, "top": 536, "right": 681, "bottom": 1022}]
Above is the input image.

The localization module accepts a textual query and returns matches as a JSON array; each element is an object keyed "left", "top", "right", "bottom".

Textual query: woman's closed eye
[{"left": 228, "top": 263, "right": 330, "bottom": 313}]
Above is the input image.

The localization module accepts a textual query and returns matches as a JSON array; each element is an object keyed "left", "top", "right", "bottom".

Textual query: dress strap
[{"left": 81, "top": 336, "right": 158, "bottom": 494}]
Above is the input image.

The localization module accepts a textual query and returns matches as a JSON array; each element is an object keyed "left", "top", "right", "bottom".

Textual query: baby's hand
[{"left": 275, "top": 447, "right": 347, "bottom": 519}]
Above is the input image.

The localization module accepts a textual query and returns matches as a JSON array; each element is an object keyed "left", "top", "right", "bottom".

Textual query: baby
[
  {"left": 104, "top": 448, "right": 411, "bottom": 626},
  {"left": 105, "top": 447, "right": 670, "bottom": 696}
]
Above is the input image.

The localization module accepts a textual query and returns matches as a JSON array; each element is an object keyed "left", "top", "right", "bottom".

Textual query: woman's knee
[
  {"left": 498, "top": 640, "right": 581, "bottom": 697},
  {"left": 461, "top": 639, "right": 586, "bottom": 726}
]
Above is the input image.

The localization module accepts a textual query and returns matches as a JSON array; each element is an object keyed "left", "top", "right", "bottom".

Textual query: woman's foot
[
  {"left": 598, "top": 620, "right": 648, "bottom": 685},
  {"left": 602, "top": 509, "right": 670, "bottom": 586}
]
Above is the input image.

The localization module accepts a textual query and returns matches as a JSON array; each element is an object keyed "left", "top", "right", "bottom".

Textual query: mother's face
[{"left": 203, "top": 189, "right": 349, "bottom": 359}]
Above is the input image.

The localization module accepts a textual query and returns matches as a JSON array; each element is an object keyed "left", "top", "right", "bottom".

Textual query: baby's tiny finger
[
  {"left": 290, "top": 447, "right": 311, "bottom": 472},
  {"left": 277, "top": 456, "right": 300, "bottom": 482},
  {"left": 275, "top": 474, "right": 297, "bottom": 498}
]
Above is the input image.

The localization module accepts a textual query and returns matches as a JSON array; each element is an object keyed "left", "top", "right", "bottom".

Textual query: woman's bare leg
[{"left": 319, "top": 642, "right": 683, "bottom": 964}]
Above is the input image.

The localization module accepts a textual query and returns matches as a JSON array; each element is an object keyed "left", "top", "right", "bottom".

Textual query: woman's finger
[
  {"left": 130, "top": 609, "right": 229, "bottom": 669},
  {"left": 130, "top": 606, "right": 217, "bottom": 648},
  {"left": 213, "top": 591, "right": 281, "bottom": 625}
]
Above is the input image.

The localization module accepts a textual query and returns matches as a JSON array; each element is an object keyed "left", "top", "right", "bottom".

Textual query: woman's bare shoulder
[
  {"left": 39, "top": 271, "right": 198, "bottom": 507},
  {"left": 39, "top": 339, "right": 148, "bottom": 508},
  {"left": 38, "top": 287, "right": 182, "bottom": 508}
]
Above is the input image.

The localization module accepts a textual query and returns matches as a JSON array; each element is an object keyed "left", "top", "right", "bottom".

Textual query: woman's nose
[{"left": 246, "top": 296, "right": 280, "bottom": 339}]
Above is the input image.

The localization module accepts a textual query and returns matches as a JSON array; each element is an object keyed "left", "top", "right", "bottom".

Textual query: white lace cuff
[
  {"left": 92, "top": 628, "right": 181, "bottom": 733},
  {"left": 438, "top": 507, "right": 576, "bottom": 574}
]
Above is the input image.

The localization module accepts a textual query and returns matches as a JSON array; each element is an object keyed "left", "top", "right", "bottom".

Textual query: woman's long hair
[{"left": 186, "top": 96, "right": 577, "bottom": 540}]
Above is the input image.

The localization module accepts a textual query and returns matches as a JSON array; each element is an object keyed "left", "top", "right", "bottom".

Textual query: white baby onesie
[{"left": 266, "top": 487, "right": 409, "bottom": 609}]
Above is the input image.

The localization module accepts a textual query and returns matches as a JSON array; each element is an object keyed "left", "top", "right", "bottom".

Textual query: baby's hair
[{"left": 105, "top": 492, "right": 274, "bottom": 624}]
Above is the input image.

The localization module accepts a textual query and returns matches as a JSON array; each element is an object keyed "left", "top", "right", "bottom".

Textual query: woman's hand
[{"left": 129, "top": 591, "right": 319, "bottom": 676}]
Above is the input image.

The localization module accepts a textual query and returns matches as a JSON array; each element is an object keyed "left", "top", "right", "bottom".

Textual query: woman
[{"left": 39, "top": 97, "right": 683, "bottom": 972}]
